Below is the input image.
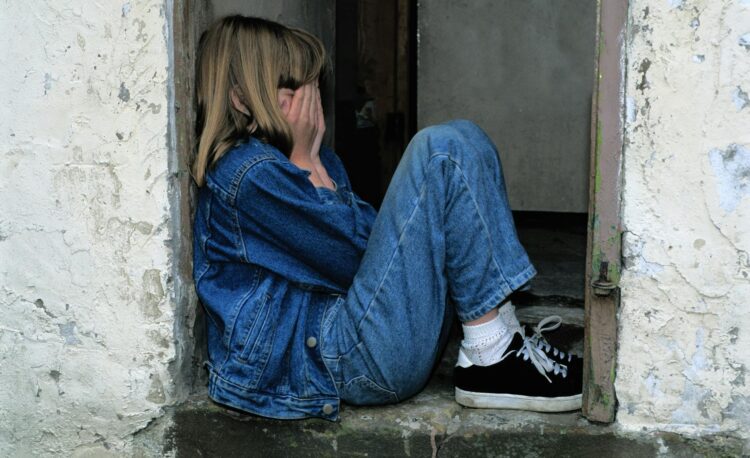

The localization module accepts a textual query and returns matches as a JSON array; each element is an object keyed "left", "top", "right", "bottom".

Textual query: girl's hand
[
  {"left": 309, "top": 86, "right": 326, "bottom": 163},
  {"left": 286, "top": 84, "right": 334, "bottom": 189},
  {"left": 287, "top": 84, "right": 319, "bottom": 163}
]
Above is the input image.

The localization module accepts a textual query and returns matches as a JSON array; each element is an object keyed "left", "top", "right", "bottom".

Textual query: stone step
[
  {"left": 164, "top": 383, "right": 741, "bottom": 457},
  {"left": 147, "top": 298, "right": 742, "bottom": 457}
]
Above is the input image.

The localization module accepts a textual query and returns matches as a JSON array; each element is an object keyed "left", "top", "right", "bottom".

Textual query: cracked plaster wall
[
  {"left": 0, "top": 1, "right": 183, "bottom": 455},
  {"left": 617, "top": 0, "right": 750, "bottom": 441}
]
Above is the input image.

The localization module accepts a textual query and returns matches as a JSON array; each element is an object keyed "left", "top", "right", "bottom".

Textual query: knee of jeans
[{"left": 413, "top": 123, "right": 462, "bottom": 146}]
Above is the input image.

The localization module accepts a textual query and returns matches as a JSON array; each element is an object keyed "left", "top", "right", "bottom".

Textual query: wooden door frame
[{"left": 583, "top": 0, "right": 629, "bottom": 423}]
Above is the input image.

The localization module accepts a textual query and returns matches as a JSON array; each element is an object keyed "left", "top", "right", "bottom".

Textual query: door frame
[
  {"left": 171, "top": 0, "right": 630, "bottom": 423},
  {"left": 583, "top": 0, "right": 629, "bottom": 423}
]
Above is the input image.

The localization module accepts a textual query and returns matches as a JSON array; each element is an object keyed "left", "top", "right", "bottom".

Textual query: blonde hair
[{"left": 193, "top": 15, "right": 329, "bottom": 186}]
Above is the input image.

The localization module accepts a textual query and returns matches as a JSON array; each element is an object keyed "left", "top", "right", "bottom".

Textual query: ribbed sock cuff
[{"left": 460, "top": 302, "right": 520, "bottom": 367}]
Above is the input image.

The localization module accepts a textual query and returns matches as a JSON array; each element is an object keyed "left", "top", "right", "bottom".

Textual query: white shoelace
[
  {"left": 511, "top": 335, "right": 568, "bottom": 383},
  {"left": 526, "top": 315, "right": 574, "bottom": 363}
]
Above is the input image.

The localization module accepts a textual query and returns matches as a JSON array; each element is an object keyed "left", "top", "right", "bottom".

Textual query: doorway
[{"left": 173, "top": 0, "right": 626, "bottom": 423}]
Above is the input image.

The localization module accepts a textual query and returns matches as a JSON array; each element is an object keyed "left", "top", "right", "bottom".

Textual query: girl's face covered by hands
[{"left": 277, "top": 88, "right": 295, "bottom": 116}]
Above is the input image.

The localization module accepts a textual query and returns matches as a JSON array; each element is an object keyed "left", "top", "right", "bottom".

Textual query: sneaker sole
[{"left": 455, "top": 387, "right": 582, "bottom": 412}]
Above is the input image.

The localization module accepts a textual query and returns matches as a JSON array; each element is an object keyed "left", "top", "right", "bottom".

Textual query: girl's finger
[
  {"left": 315, "top": 88, "right": 324, "bottom": 130},
  {"left": 288, "top": 86, "right": 303, "bottom": 119},
  {"left": 299, "top": 85, "right": 312, "bottom": 122},
  {"left": 292, "top": 85, "right": 306, "bottom": 120},
  {"left": 306, "top": 84, "right": 317, "bottom": 124}
]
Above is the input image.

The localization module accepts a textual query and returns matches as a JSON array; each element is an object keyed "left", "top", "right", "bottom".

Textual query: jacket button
[
  {"left": 306, "top": 336, "right": 317, "bottom": 348},
  {"left": 322, "top": 403, "right": 334, "bottom": 415}
]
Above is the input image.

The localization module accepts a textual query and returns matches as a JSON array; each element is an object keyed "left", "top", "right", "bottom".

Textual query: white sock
[
  {"left": 497, "top": 301, "right": 523, "bottom": 334},
  {"left": 458, "top": 302, "right": 522, "bottom": 367}
]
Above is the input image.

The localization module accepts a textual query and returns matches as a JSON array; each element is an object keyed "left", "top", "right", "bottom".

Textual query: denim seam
[
  {"left": 227, "top": 154, "right": 277, "bottom": 205},
  {"left": 318, "top": 296, "right": 342, "bottom": 398},
  {"left": 238, "top": 293, "right": 270, "bottom": 362},
  {"left": 345, "top": 375, "right": 399, "bottom": 403},
  {"left": 209, "top": 371, "right": 335, "bottom": 401},
  {"left": 458, "top": 263, "right": 537, "bottom": 322},
  {"left": 353, "top": 176, "right": 429, "bottom": 339},
  {"left": 234, "top": 207, "right": 249, "bottom": 263},
  {"left": 194, "top": 262, "right": 211, "bottom": 285},
  {"left": 457, "top": 283, "right": 510, "bottom": 323},
  {"left": 320, "top": 295, "right": 342, "bottom": 358},
  {"left": 218, "top": 270, "right": 260, "bottom": 369},
  {"left": 206, "top": 150, "right": 276, "bottom": 205},
  {"left": 194, "top": 265, "right": 222, "bottom": 331},
  {"left": 448, "top": 157, "right": 507, "bottom": 283},
  {"left": 350, "top": 159, "right": 437, "bottom": 388},
  {"left": 201, "top": 195, "right": 213, "bottom": 256},
  {"left": 245, "top": 296, "right": 277, "bottom": 389}
]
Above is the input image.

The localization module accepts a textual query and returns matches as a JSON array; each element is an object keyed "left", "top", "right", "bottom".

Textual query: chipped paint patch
[
  {"left": 118, "top": 82, "right": 131, "bottom": 102},
  {"left": 668, "top": 0, "right": 684, "bottom": 10},
  {"left": 626, "top": 97, "right": 637, "bottom": 124},
  {"left": 731, "top": 86, "right": 749, "bottom": 111},
  {"left": 708, "top": 144, "right": 750, "bottom": 213},
  {"left": 740, "top": 33, "right": 750, "bottom": 51}
]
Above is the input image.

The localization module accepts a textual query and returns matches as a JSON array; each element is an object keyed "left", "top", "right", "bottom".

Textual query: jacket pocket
[{"left": 230, "top": 293, "right": 276, "bottom": 389}]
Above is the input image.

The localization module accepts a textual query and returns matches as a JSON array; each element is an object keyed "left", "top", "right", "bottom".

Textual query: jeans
[{"left": 320, "top": 120, "right": 537, "bottom": 404}]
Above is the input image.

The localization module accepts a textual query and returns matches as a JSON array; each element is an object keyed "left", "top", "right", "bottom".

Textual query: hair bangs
[{"left": 278, "top": 28, "right": 329, "bottom": 90}]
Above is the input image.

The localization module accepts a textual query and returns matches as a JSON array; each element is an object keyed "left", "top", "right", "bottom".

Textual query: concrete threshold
[{"left": 162, "top": 377, "right": 743, "bottom": 457}]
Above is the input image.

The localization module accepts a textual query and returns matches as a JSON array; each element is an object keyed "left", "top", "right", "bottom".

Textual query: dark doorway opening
[{"left": 334, "top": 0, "right": 416, "bottom": 209}]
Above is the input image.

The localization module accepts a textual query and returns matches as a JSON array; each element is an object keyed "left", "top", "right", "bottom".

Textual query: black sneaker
[
  {"left": 454, "top": 332, "right": 582, "bottom": 412},
  {"left": 525, "top": 316, "right": 583, "bottom": 369}
]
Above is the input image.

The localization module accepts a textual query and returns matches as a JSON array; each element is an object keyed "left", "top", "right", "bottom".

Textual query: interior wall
[{"left": 417, "top": 0, "right": 597, "bottom": 213}]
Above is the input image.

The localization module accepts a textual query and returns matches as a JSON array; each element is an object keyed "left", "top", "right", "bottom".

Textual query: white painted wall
[
  {"left": 617, "top": 0, "right": 750, "bottom": 441},
  {"left": 0, "top": 1, "right": 181, "bottom": 455}
]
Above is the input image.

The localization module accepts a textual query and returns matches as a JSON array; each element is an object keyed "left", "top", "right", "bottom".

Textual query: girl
[{"left": 192, "top": 15, "right": 582, "bottom": 421}]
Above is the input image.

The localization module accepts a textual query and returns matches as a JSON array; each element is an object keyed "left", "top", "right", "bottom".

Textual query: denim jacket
[{"left": 193, "top": 137, "right": 377, "bottom": 420}]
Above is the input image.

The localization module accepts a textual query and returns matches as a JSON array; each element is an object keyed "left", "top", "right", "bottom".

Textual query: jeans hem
[{"left": 457, "top": 263, "right": 537, "bottom": 322}]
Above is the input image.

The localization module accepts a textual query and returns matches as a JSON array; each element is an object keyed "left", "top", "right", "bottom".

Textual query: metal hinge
[{"left": 591, "top": 261, "right": 618, "bottom": 296}]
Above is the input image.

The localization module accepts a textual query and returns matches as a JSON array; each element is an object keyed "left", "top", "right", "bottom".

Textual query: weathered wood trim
[
  {"left": 583, "top": 0, "right": 628, "bottom": 423},
  {"left": 169, "top": 0, "right": 208, "bottom": 392}
]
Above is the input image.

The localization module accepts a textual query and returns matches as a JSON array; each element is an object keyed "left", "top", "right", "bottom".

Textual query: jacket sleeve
[{"left": 235, "top": 157, "right": 377, "bottom": 291}]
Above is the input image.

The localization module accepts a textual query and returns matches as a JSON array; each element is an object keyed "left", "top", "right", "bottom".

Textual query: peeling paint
[
  {"left": 118, "top": 82, "right": 130, "bottom": 102},
  {"left": 731, "top": 86, "right": 749, "bottom": 111},
  {"left": 668, "top": 0, "right": 684, "bottom": 10},
  {"left": 708, "top": 144, "right": 750, "bottom": 213},
  {"left": 140, "top": 269, "right": 165, "bottom": 319},
  {"left": 618, "top": 0, "right": 750, "bottom": 442},
  {"left": 636, "top": 59, "right": 651, "bottom": 93},
  {"left": 0, "top": 1, "right": 179, "bottom": 455},
  {"left": 44, "top": 73, "right": 53, "bottom": 95},
  {"left": 626, "top": 97, "right": 637, "bottom": 124},
  {"left": 740, "top": 33, "right": 750, "bottom": 51},
  {"left": 57, "top": 322, "right": 82, "bottom": 346}
]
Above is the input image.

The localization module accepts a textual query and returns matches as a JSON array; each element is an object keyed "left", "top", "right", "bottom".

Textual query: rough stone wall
[
  {"left": 0, "top": 1, "right": 180, "bottom": 455},
  {"left": 617, "top": 0, "right": 750, "bottom": 440}
]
